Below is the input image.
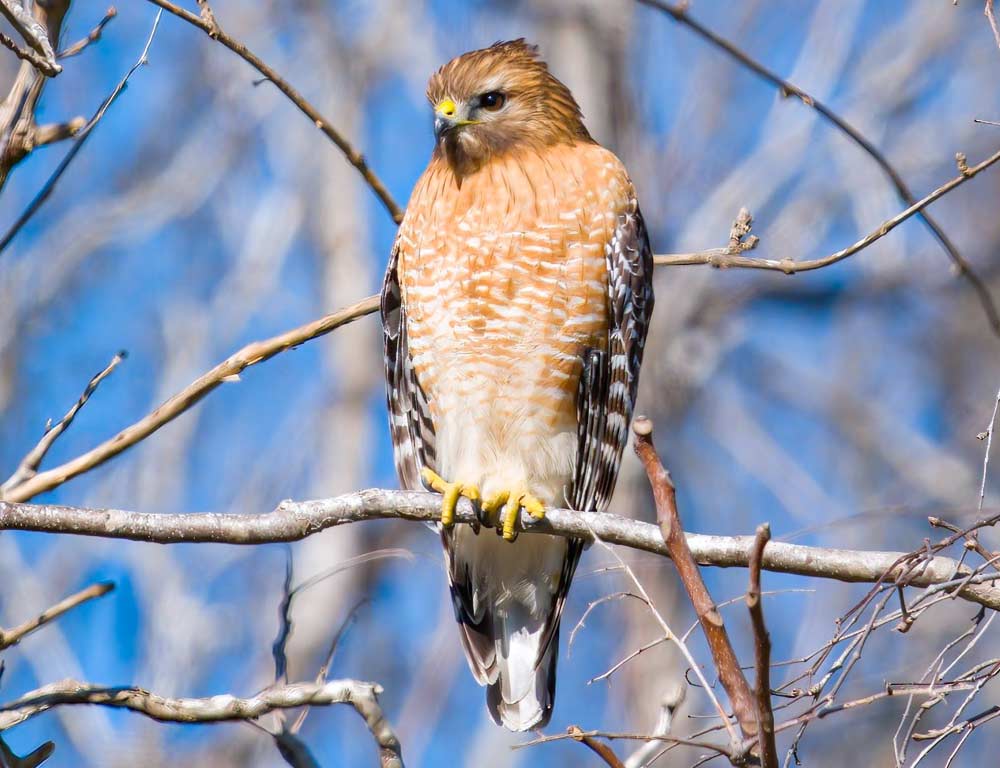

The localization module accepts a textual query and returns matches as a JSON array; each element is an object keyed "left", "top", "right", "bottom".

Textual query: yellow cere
[{"left": 436, "top": 98, "right": 457, "bottom": 117}]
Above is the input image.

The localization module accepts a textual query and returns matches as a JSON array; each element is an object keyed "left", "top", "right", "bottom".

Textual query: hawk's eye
[{"left": 478, "top": 91, "right": 506, "bottom": 111}]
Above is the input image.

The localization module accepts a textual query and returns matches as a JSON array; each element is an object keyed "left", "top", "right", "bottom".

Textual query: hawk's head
[{"left": 426, "top": 39, "right": 592, "bottom": 176}]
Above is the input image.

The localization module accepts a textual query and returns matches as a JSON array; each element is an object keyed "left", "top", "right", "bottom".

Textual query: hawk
[{"left": 381, "top": 39, "right": 654, "bottom": 731}]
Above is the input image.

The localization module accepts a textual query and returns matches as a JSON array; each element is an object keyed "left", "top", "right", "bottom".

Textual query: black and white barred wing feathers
[
  {"left": 381, "top": 244, "right": 436, "bottom": 491},
  {"left": 571, "top": 198, "right": 655, "bottom": 513}
]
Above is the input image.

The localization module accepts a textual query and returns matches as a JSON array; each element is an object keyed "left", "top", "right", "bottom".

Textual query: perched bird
[{"left": 382, "top": 39, "right": 654, "bottom": 731}]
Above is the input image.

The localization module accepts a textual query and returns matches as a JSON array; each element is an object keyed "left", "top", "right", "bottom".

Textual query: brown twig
[
  {"left": 0, "top": 30, "right": 59, "bottom": 76},
  {"left": 631, "top": 416, "right": 759, "bottom": 750},
  {"left": 3, "top": 491, "right": 1000, "bottom": 608},
  {"left": 515, "top": 729, "right": 733, "bottom": 760},
  {"left": 56, "top": 7, "right": 117, "bottom": 59},
  {"left": 0, "top": 582, "right": 114, "bottom": 651},
  {"left": 655, "top": 145, "right": 1000, "bottom": 277},
  {"left": 638, "top": 0, "right": 1000, "bottom": 337},
  {"left": 746, "top": 524, "right": 778, "bottom": 768},
  {"left": 145, "top": 0, "right": 403, "bottom": 224},
  {"left": 0, "top": 734, "right": 53, "bottom": 768},
  {"left": 0, "top": 295, "right": 378, "bottom": 503},
  {"left": 1, "top": 352, "right": 126, "bottom": 495},
  {"left": 567, "top": 725, "right": 626, "bottom": 768}
]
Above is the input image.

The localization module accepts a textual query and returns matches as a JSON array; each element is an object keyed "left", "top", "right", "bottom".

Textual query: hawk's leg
[
  {"left": 421, "top": 467, "right": 480, "bottom": 528},
  {"left": 482, "top": 489, "right": 546, "bottom": 542}
]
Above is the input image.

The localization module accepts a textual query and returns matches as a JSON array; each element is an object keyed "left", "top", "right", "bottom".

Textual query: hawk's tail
[
  {"left": 485, "top": 602, "right": 560, "bottom": 730},
  {"left": 444, "top": 528, "right": 582, "bottom": 731}
]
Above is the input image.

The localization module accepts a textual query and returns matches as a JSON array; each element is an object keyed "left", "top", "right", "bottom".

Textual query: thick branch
[
  {"left": 2, "top": 492, "right": 996, "bottom": 609},
  {"left": 0, "top": 678, "right": 403, "bottom": 767},
  {"left": 632, "top": 417, "right": 759, "bottom": 748},
  {"left": 145, "top": 0, "right": 403, "bottom": 224},
  {"left": 639, "top": 0, "right": 1000, "bottom": 336}
]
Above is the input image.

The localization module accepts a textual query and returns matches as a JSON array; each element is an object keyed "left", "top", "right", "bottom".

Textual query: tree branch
[
  {"left": 1, "top": 352, "right": 125, "bottom": 495},
  {"left": 567, "top": 725, "right": 626, "bottom": 768},
  {"left": 0, "top": 0, "right": 73, "bottom": 190},
  {"left": 0, "top": 296, "right": 378, "bottom": 503},
  {"left": 746, "top": 524, "right": 777, "bottom": 768},
  {"left": 145, "top": 0, "right": 403, "bottom": 224},
  {"left": 0, "top": 678, "right": 403, "bottom": 767},
  {"left": 2, "top": 490, "right": 998, "bottom": 610},
  {"left": 654, "top": 146, "right": 1000, "bottom": 274},
  {"left": 0, "top": 582, "right": 114, "bottom": 651},
  {"left": 638, "top": 0, "right": 1000, "bottom": 337},
  {"left": 0, "top": 0, "right": 60, "bottom": 75},
  {"left": 632, "top": 416, "right": 759, "bottom": 751},
  {"left": 0, "top": 11, "right": 161, "bottom": 255}
]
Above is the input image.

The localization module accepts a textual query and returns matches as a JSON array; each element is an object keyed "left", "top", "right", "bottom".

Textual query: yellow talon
[
  {"left": 482, "top": 490, "right": 510, "bottom": 527},
  {"left": 497, "top": 491, "right": 546, "bottom": 541},
  {"left": 421, "top": 467, "right": 479, "bottom": 527}
]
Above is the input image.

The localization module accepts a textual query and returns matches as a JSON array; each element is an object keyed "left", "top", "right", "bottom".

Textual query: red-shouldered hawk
[{"left": 382, "top": 39, "right": 654, "bottom": 731}]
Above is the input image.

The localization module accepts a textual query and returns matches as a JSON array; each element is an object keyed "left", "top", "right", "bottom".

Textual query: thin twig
[
  {"left": 638, "top": 0, "right": 1000, "bottom": 336},
  {"left": 1, "top": 352, "right": 126, "bottom": 495},
  {"left": 655, "top": 146, "right": 1000, "bottom": 279},
  {"left": 145, "top": 0, "right": 403, "bottom": 224},
  {"left": 0, "top": 295, "right": 379, "bottom": 503},
  {"left": 0, "top": 11, "right": 162, "bottom": 255},
  {"left": 0, "top": 31, "right": 59, "bottom": 76},
  {"left": 746, "top": 524, "right": 778, "bottom": 768},
  {"left": 0, "top": 582, "right": 114, "bottom": 651},
  {"left": 567, "top": 725, "right": 626, "bottom": 768},
  {"left": 56, "top": 7, "right": 117, "bottom": 60}
]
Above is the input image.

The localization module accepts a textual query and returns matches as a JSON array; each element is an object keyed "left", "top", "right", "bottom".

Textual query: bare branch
[
  {"left": 0, "top": 295, "right": 378, "bottom": 503},
  {"left": 0, "top": 734, "right": 53, "bottom": 768},
  {"left": 1, "top": 352, "right": 126, "bottom": 495},
  {"left": 0, "top": 11, "right": 162, "bottom": 255},
  {"left": 145, "top": 0, "right": 403, "bottom": 224},
  {"left": 0, "top": 0, "right": 73, "bottom": 188},
  {"left": 2, "top": 491, "right": 1000, "bottom": 609},
  {"left": 0, "top": 31, "right": 59, "bottom": 76},
  {"left": 987, "top": 0, "right": 1000, "bottom": 51},
  {"left": 631, "top": 416, "right": 759, "bottom": 750},
  {"left": 0, "top": 0, "right": 60, "bottom": 75},
  {"left": 655, "top": 145, "right": 1000, "bottom": 277},
  {"left": 56, "top": 7, "right": 117, "bottom": 60},
  {"left": 746, "top": 524, "right": 778, "bottom": 768},
  {"left": 0, "top": 582, "right": 114, "bottom": 651},
  {"left": 0, "top": 678, "right": 403, "bottom": 767},
  {"left": 638, "top": 0, "right": 1000, "bottom": 336},
  {"left": 567, "top": 725, "right": 626, "bottom": 768}
]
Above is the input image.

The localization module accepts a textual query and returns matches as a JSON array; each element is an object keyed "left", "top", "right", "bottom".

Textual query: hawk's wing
[
  {"left": 381, "top": 243, "right": 436, "bottom": 489},
  {"left": 571, "top": 201, "right": 655, "bottom": 512}
]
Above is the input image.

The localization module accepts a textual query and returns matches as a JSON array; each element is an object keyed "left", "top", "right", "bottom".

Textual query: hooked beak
[{"left": 434, "top": 98, "right": 477, "bottom": 139}]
